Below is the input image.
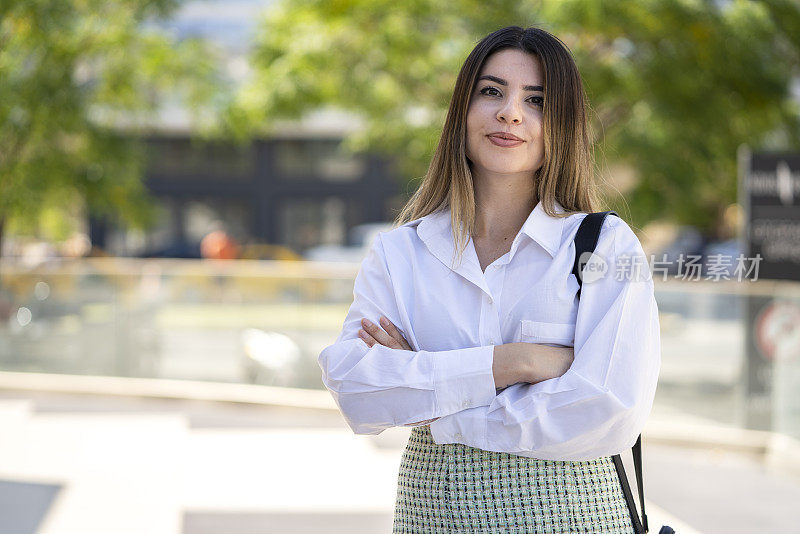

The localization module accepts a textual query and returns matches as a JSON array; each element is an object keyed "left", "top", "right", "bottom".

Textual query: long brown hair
[{"left": 394, "top": 25, "right": 603, "bottom": 268}]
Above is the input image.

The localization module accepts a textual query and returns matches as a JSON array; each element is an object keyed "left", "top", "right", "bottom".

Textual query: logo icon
[{"left": 577, "top": 251, "right": 608, "bottom": 284}]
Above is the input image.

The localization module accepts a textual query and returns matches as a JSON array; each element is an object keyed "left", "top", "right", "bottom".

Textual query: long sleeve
[
  {"left": 318, "top": 232, "right": 498, "bottom": 435},
  {"left": 429, "top": 218, "right": 661, "bottom": 460}
]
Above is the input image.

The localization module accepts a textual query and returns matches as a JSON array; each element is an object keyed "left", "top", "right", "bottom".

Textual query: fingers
[
  {"left": 377, "top": 316, "right": 413, "bottom": 350},
  {"left": 360, "top": 317, "right": 398, "bottom": 348},
  {"left": 359, "top": 316, "right": 412, "bottom": 350},
  {"left": 358, "top": 327, "right": 378, "bottom": 347}
]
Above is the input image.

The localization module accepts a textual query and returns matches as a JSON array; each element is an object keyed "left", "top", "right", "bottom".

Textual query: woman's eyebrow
[{"left": 477, "top": 75, "right": 543, "bottom": 92}]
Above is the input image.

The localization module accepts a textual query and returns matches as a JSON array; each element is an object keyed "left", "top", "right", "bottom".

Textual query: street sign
[
  {"left": 739, "top": 147, "right": 800, "bottom": 433},
  {"left": 739, "top": 148, "right": 800, "bottom": 281}
]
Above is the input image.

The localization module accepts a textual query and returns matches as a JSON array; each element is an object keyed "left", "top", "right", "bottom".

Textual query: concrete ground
[{"left": 0, "top": 385, "right": 798, "bottom": 534}]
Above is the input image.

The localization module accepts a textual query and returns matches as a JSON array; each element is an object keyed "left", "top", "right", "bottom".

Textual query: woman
[{"left": 318, "top": 25, "right": 660, "bottom": 533}]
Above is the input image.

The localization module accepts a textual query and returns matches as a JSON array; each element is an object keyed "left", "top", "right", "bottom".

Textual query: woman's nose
[{"left": 497, "top": 100, "right": 522, "bottom": 124}]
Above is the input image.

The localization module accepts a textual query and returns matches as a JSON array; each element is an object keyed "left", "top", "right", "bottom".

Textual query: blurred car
[
  {"left": 303, "top": 222, "right": 393, "bottom": 263},
  {"left": 142, "top": 240, "right": 303, "bottom": 261},
  {"left": 653, "top": 226, "right": 706, "bottom": 275},
  {"left": 652, "top": 226, "right": 744, "bottom": 277},
  {"left": 143, "top": 240, "right": 202, "bottom": 259},
  {"left": 240, "top": 327, "right": 302, "bottom": 386},
  {"left": 701, "top": 238, "right": 743, "bottom": 275}
]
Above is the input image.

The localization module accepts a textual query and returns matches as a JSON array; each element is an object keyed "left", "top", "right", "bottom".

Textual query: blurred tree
[
  {"left": 233, "top": 0, "right": 800, "bottom": 238},
  {"left": 0, "top": 0, "right": 228, "bottom": 257},
  {"left": 546, "top": 0, "right": 800, "bottom": 235}
]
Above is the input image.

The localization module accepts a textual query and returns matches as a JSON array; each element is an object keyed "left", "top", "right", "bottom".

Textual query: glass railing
[
  {"left": 1, "top": 257, "right": 797, "bottom": 439},
  {"left": 653, "top": 278, "right": 800, "bottom": 441},
  {"left": 0, "top": 258, "right": 359, "bottom": 389}
]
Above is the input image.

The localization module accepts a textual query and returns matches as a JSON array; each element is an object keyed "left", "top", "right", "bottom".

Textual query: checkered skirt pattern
[{"left": 393, "top": 425, "right": 635, "bottom": 533}]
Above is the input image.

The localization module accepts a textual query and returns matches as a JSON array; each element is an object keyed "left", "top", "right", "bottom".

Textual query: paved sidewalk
[{"left": 0, "top": 389, "right": 797, "bottom": 533}]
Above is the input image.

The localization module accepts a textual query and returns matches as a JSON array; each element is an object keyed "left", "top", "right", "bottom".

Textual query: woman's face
[{"left": 465, "top": 48, "right": 546, "bottom": 180}]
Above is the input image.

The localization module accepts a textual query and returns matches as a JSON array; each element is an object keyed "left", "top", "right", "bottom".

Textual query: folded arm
[
  {"left": 429, "top": 218, "right": 662, "bottom": 460},
  {"left": 319, "top": 233, "right": 502, "bottom": 434},
  {"left": 357, "top": 316, "right": 575, "bottom": 428}
]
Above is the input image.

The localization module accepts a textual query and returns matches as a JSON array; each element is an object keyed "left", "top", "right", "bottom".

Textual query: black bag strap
[{"left": 572, "top": 211, "right": 649, "bottom": 534}]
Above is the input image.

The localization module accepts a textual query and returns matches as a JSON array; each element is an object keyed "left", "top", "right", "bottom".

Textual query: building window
[
  {"left": 146, "top": 138, "right": 254, "bottom": 180},
  {"left": 274, "top": 139, "right": 365, "bottom": 182},
  {"left": 278, "top": 197, "right": 358, "bottom": 253}
]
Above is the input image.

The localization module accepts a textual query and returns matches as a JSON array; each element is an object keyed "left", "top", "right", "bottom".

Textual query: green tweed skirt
[{"left": 393, "top": 425, "right": 635, "bottom": 534}]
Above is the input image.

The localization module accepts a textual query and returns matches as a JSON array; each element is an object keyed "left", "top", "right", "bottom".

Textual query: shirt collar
[
  {"left": 416, "top": 198, "right": 566, "bottom": 263},
  {"left": 414, "top": 206, "right": 486, "bottom": 293},
  {"left": 520, "top": 198, "right": 566, "bottom": 257}
]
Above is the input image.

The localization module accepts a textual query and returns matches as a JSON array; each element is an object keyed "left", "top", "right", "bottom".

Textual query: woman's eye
[{"left": 479, "top": 87, "right": 544, "bottom": 107}]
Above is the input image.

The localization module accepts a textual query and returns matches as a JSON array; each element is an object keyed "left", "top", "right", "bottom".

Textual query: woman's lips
[{"left": 488, "top": 135, "right": 524, "bottom": 147}]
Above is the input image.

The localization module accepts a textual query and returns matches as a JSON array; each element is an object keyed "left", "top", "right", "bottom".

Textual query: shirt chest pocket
[{"left": 517, "top": 319, "right": 576, "bottom": 347}]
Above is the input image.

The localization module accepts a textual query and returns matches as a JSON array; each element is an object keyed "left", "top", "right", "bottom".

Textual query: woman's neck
[{"left": 472, "top": 184, "right": 537, "bottom": 239}]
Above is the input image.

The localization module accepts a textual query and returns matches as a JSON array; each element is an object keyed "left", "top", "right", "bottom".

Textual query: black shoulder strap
[{"left": 572, "top": 211, "right": 649, "bottom": 534}]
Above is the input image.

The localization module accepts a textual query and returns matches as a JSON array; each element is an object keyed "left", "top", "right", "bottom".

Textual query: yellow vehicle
[{"left": 238, "top": 243, "right": 304, "bottom": 261}]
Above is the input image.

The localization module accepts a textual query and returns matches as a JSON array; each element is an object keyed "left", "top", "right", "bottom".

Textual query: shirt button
[
  {"left": 462, "top": 399, "right": 470, "bottom": 408},
  {"left": 487, "top": 296, "right": 493, "bottom": 304},
  {"left": 455, "top": 433, "right": 463, "bottom": 440}
]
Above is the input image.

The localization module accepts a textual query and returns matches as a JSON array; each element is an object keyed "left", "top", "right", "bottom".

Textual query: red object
[
  {"left": 201, "top": 231, "right": 240, "bottom": 260},
  {"left": 754, "top": 301, "right": 800, "bottom": 361}
]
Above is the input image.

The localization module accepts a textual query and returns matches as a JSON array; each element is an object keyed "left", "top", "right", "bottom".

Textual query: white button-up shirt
[{"left": 318, "top": 199, "right": 661, "bottom": 460}]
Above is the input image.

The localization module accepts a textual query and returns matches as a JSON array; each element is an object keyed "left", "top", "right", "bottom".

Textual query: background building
[
  {"left": 87, "top": 0, "right": 404, "bottom": 258},
  {"left": 90, "top": 130, "right": 404, "bottom": 258}
]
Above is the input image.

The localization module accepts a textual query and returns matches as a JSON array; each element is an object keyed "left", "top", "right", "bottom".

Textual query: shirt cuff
[
  {"left": 433, "top": 344, "right": 496, "bottom": 415},
  {"left": 429, "top": 406, "right": 488, "bottom": 446}
]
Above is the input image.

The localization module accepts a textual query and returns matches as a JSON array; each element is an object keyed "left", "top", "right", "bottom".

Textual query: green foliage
[
  {"left": 0, "top": 0, "right": 228, "bottom": 247},
  {"left": 231, "top": 0, "right": 541, "bottom": 182},
  {"left": 233, "top": 0, "right": 800, "bottom": 237},
  {"left": 545, "top": 0, "right": 800, "bottom": 233}
]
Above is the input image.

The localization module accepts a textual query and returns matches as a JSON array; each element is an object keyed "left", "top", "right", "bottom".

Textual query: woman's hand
[
  {"left": 358, "top": 316, "right": 413, "bottom": 350},
  {"left": 359, "top": 316, "right": 439, "bottom": 426},
  {"left": 529, "top": 344, "right": 575, "bottom": 383},
  {"left": 516, "top": 343, "right": 574, "bottom": 384},
  {"left": 493, "top": 343, "right": 575, "bottom": 388}
]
